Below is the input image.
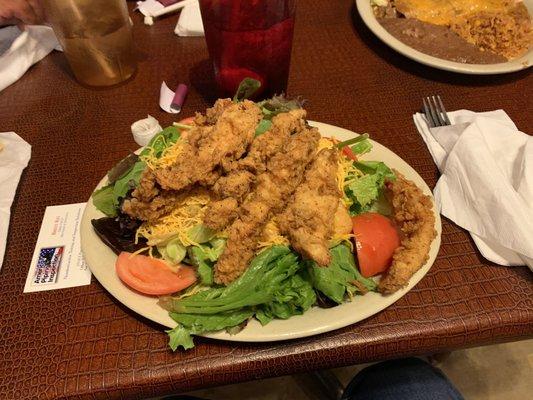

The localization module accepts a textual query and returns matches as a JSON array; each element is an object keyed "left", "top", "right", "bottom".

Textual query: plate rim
[
  {"left": 80, "top": 120, "right": 442, "bottom": 342},
  {"left": 355, "top": 0, "right": 532, "bottom": 75}
]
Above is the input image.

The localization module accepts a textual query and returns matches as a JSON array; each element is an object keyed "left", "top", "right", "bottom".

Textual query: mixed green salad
[{"left": 91, "top": 80, "right": 399, "bottom": 350}]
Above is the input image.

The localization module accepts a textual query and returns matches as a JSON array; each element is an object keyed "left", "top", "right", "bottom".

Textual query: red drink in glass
[{"left": 199, "top": 0, "right": 296, "bottom": 98}]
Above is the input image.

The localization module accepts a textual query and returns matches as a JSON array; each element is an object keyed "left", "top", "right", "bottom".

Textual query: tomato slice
[
  {"left": 342, "top": 146, "right": 358, "bottom": 161},
  {"left": 116, "top": 252, "right": 197, "bottom": 295},
  {"left": 178, "top": 116, "right": 195, "bottom": 125},
  {"left": 352, "top": 213, "right": 400, "bottom": 278}
]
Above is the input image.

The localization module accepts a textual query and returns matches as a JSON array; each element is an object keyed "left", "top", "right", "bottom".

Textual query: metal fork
[{"left": 422, "top": 95, "right": 451, "bottom": 127}]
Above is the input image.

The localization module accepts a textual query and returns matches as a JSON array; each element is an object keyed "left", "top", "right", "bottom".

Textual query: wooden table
[{"left": 0, "top": 1, "right": 531, "bottom": 399}]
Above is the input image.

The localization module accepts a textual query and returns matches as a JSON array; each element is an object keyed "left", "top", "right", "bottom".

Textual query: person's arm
[{"left": 0, "top": 0, "right": 44, "bottom": 27}]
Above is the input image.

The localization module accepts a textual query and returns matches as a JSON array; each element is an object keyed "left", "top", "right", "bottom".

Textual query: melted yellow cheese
[{"left": 395, "top": 0, "right": 515, "bottom": 26}]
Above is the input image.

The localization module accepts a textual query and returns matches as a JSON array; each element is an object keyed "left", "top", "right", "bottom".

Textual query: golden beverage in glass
[{"left": 44, "top": 0, "right": 136, "bottom": 87}]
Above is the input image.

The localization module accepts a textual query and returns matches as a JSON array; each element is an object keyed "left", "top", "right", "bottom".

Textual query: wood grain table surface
[{"left": 0, "top": 1, "right": 531, "bottom": 399}]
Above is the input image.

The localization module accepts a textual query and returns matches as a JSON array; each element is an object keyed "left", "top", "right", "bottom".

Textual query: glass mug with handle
[{"left": 43, "top": 0, "right": 136, "bottom": 87}]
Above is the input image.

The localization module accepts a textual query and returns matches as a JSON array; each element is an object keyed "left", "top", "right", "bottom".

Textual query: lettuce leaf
[
  {"left": 91, "top": 185, "right": 117, "bottom": 217},
  {"left": 345, "top": 161, "right": 395, "bottom": 216},
  {"left": 166, "top": 324, "right": 195, "bottom": 351},
  {"left": 306, "top": 244, "right": 376, "bottom": 304},
  {"left": 233, "top": 78, "right": 262, "bottom": 102},
  {"left": 350, "top": 138, "right": 372, "bottom": 155},
  {"left": 166, "top": 308, "right": 254, "bottom": 350},
  {"left": 160, "top": 246, "right": 300, "bottom": 315},
  {"left": 141, "top": 126, "right": 180, "bottom": 158},
  {"left": 255, "top": 119, "right": 272, "bottom": 136},
  {"left": 170, "top": 309, "right": 254, "bottom": 335},
  {"left": 255, "top": 274, "right": 316, "bottom": 325},
  {"left": 158, "top": 238, "right": 187, "bottom": 265},
  {"left": 92, "top": 126, "right": 180, "bottom": 216},
  {"left": 111, "top": 160, "right": 146, "bottom": 208},
  {"left": 187, "top": 246, "right": 214, "bottom": 286}
]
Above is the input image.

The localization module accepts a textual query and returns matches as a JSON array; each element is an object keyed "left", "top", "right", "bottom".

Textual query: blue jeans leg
[{"left": 341, "top": 357, "right": 464, "bottom": 400}]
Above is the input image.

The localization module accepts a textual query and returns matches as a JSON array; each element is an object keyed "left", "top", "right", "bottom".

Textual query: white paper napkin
[
  {"left": 137, "top": 0, "right": 204, "bottom": 35},
  {"left": 0, "top": 132, "right": 31, "bottom": 270},
  {"left": 175, "top": 0, "right": 204, "bottom": 37},
  {"left": 0, "top": 25, "right": 60, "bottom": 92},
  {"left": 137, "top": 0, "right": 165, "bottom": 17},
  {"left": 414, "top": 110, "right": 533, "bottom": 268},
  {"left": 159, "top": 81, "right": 180, "bottom": 113}
]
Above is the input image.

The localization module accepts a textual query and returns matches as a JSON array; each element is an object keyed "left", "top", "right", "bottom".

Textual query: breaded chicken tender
[
  {"left": 204, "top": 109, "right": 305, "bottom": 232},
  {"left": 378, "top": 171, "right": 436, "bottom": 294},
  {"left": 279, "top": 148, "right": 341, "bottom": 266},
  {"left": 122, "top": 169, "right": 181, "bottom": 222},
  {"left": 214, "top": 127, "right": 321, "bottom": 285},
  {"left": 123, "top": 100, "right": 261, "bottom": 222},
  {"left": 155, "top": 100, "right": 261, "bottom": 191}
]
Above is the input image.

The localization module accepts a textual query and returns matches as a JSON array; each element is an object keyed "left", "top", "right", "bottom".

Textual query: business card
[{"left": 24, "top": 203, "right": 92, "bottom": 292}]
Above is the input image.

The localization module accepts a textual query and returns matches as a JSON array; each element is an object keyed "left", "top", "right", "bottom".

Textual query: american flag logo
[{"left": 33, "top": 246, "right": 63, "bottom": 285}]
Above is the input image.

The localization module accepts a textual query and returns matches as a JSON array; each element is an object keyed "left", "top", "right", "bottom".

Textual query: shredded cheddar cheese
[
  {"left": 141, "top": 138, "right": 186, "bottom": 171},
  {"left": 257, "top": 218, "right": 290, "bottom": 250},
  {"left": 317, "top": 137, "right": 334, "bottom": 152},
  {"left": 136, "top": 189, "right": 212, "bottom": 247}
]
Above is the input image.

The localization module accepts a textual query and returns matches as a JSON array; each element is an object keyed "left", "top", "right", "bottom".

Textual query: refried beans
[{"left": 378, "top": 17, "right": 507, "bottom": 64}]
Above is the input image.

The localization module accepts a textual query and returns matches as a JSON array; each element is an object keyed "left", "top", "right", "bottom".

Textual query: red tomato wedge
[
  {"left": 178, "top": 116, "right": 195, "bottom": 125},
  {"left": 342, "top": 146, "right": 358, "bottom": 161},
  {"left": 352, "top": 213, "right": 400, "bottom": 278},
  {"left": 116, "top": 252, "right": 197, "bottom": 295}
]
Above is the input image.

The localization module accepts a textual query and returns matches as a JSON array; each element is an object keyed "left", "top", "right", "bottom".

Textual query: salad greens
[
  {"left": 345, "top": 160, "right": 395, "bottom": 215},
  {"left": 255, "top": 274, "right": 316, "bottom": 325},
  {"left": 306, "top": 245, "right": 376, "bottom": 304},
  {"left": 254, "top": 95, "right": 303, "bottom": 137},
  {"left": 167, "top": 309, "right": 255, "bottom": 351},
  {"left": 91, "top": 82, "right": 397, "bottom": 351},
  {"left": 158, "top": 238, "right": 187, "bottom": 265},
  {"left": 231, "top": 77, "right": 302, "bottom": 137},
  {"left": 92, "top": 126, "right": 181, "bottom": 217},
  {"left": 188, "top": 246, "right": 214, "bottom": 285},
  {"left": 162, "top": 245, "right": 373, "bottom": 350},
  {"left": 337, "top": 135, "right": 396, "bottom": 216},
  {"left": 233, "top": 78, "right": 262, "bottom": 102}
]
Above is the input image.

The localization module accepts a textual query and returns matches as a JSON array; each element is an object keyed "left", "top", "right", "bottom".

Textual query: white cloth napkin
[
  {"left": 0, "top": 132, "right": 31, "bottom": 270},
  {"left": 0, "top": 25, "right": 60, "bottom": 92},
  {"left": 414, "top": 110, "right": 533, "bottom": 268},
  {"left": 174, "top": 0, "right": 204, "bottom": 37}
]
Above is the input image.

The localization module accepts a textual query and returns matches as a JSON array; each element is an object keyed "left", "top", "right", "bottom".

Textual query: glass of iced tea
[
  {"left": 43, "top": 0, "right": 136, "bottom": 87},
  {"left": 199, "top": 0, "right": 296, "bottom": 98}
]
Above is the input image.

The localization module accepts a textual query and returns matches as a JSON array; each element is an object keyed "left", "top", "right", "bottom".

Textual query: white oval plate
[
  {"left": 356, "top": 0, "right": 532, "bottom": 75},
  {"left": 80, "top": 121, "right": 442, "bottom": 342}
]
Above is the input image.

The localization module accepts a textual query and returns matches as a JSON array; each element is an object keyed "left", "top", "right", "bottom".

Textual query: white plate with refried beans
[{"left": 356, "top": 0, "right": 532, "bottom": 74}]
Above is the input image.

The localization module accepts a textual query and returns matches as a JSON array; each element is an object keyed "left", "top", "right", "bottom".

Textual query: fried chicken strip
[
  {"left": 214, "top": 127, "right": 321, "bottom": 285},
  {"left": 204, "top": 109, "right": 306, "bottom": 231},
  {"left": 278, "top": 148, "right": 341, "bottom": 266},
  {"left": 378, "top": 171, "right": 436, "bottom": 294},
  {"left": 155, "top": 100, "right": 261, "bottom": 191},
  {"left": 121, "top": 169, "right": 178, "bottom": 221}
]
